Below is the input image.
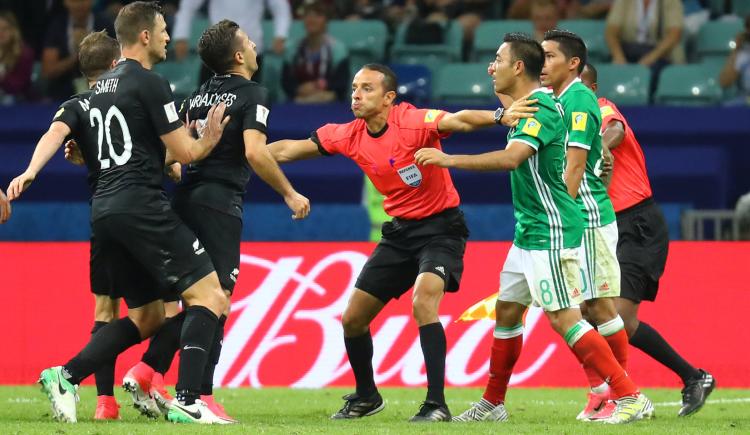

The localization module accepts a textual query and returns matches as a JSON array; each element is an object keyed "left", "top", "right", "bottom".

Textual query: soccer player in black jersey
[
  {"left": 122, "top": 19, "right": 310, "bottom": 423},
  {"left": 36, "top": 2, "right": 232, "bottom": 424},
  {"left": 0, "top": 188, "right": 8, "bottom": 223},
  {"left": 7, "top": 30, "right": 123, "bottom": 420}
]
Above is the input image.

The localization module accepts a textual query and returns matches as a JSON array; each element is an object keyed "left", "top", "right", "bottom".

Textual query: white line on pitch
[{"left": 655, "top": 398, "right": 750, "bottom": 407}]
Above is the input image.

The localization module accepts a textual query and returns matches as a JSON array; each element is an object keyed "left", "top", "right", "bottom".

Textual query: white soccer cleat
[
  {"left": 603, "top": 393, "right": 655, "bottom": 424},
  {"left": 167, "top": 398, "right": 233, "bottom": 424},
  {"left": 452, "top": 398, "right": 508, "bottom": 422},
  {"left": 38, "top": 366, "right": 79, "bottom": 423}
]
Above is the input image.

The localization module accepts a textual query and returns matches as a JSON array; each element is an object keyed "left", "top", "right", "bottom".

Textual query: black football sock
[
  {"left": 419, "top": 322, "right": 446, "bottom": 405},
  {"left": 200, "top": 315, "right": 226, "bottom": 396},
  {"left": 630, "top": 321, "right": 700, "bottom": 383},
  {"left": 64, "top": 317, "right": 141, "bottom": 385},
  {"left": 344, "top": 331, "right": 377, "bottom": 398},
  {"left": 141, "top": 311, "right": 185, "bottom": 374},
  {"left": 91, "top": 321, "right": 116, "bottom": 396},
  {"left": 175, "top": 306, "right": 218, "bottom": 405}
]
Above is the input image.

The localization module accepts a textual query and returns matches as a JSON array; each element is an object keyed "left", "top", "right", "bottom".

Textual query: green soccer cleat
[
  {"left": 38, "top": 366, "right": 79, "bottom": 423},
  {"left": 167, "top": 398, "right": 233, "bottom": 424}
]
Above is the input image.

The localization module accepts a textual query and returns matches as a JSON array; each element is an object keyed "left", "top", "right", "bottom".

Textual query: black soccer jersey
[
  {"left": 52, "top": 89, "right": 100, "bottom": 193},
  {"left": 176, "top": 74, "right": 269, "bottom": 218},
  {"left": 86, "top": 58, "right": 183, "bottom": 220}
]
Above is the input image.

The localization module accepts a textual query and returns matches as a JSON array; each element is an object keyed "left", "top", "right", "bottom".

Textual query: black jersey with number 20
[{"left": 86, "top": 58, "right": 183, "bottom": 220}]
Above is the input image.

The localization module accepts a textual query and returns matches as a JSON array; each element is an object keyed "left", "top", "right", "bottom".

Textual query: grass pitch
[{"left": 0, "top": 386, "right": 748, "bottom": 434}]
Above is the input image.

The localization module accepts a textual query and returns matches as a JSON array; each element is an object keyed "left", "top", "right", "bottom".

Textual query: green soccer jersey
[
  {"left": 558, "top": 78, "right": 616, "bottom": 228},
  {"left": 507, "top": 88, "right": 583, "bottom": 250}
]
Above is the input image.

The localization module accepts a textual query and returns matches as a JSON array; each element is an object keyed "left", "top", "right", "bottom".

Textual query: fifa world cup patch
[
  {"left": 54, "top": 107, "right": 65, "bottom": 120},
  {"left": 521, "top": 118, "right": 542, "bottom": 137},
  {"left": 572, "top": 112, "right": 587, "bottom": 131},
  {"left": 256, "top": 105, "right": 269, "bottom": 126},
  {"left": 424, "top": 109, "right": 441, "bottom": 123},
  {"left": 164, "top": 101, "right": 179, "bottom": 123},
  {"left": 600, "top": 105, "right": 615, "bottom": 118}
]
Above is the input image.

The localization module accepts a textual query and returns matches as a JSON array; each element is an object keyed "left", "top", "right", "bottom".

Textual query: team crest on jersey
[
  {"left": 521, "top": 118, "right": 541, "bottom": 137},
  {"left": 572, "top": 112, "right": 587, "bottom": 131},
  {"left": 397, "top": 163, "right": 422, "bottom": 187}
]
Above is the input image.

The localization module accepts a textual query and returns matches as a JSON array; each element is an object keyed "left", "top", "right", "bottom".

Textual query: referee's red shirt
[
  {"left": 598, "top": 97, "right": 653, "bottom": 212},
  {"left": 314, "top": 103, "right": 460, "bottom": 219}
]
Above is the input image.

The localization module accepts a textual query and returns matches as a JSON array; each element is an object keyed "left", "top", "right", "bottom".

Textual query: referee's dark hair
[
  {"left": 583, "top": 63, "right": 598, "bottom": 83},
  {"left": 198, "top": 19, "right": 242, "bottom": 75},
  {"left": 79, "top": 31, "right": 120, "bottom": 81},
  {"left": 503, "top": 33, "right": 545, "bottom": 80},
  {"left": 361, "top": 63, "right": 398, "bottom": 94},
  {"left": 543, "top": 29, "right": 588, "bottom": 74},
  {"left": 115, "top": 1, "right": 163, "bottom": 46}
]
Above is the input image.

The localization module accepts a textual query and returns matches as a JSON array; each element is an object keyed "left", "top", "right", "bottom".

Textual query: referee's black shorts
[
  {"left": 356, "top": 207, "right": 469, "bottom": 303},
  {"left": 91, "top": 211, "right": 215, "bottom": 308},
  {"left": 616, "top": 197, "right": 669, "bottom": 303}
]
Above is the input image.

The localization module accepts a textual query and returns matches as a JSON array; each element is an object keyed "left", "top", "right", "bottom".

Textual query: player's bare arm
[
  {"left": 7, "top": 121, "right": 72, "bottom": 200},
  {"left": 414, "top": 141, "right": 535, "bottom": 171},
  {"left": 244, "top": 130, "right": 310, "bottom": 219},
  {"left": 161, "top": 103, "right": 230, "bottom": 164},
  {"left": 563, "top": 147, "right": 587, "bottom": 199},
  {"left": 0, "top": 188, "right": 10, "bottom": 224},
  {"left": 267, "top": 138, "right": 323, "bottom": 163},
  {"left": 600, "top": 119, "right": 625, "bottom": 186}
]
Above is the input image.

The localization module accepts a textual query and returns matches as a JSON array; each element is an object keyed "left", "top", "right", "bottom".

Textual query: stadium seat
[
  {"left": 558, "top": 20, "right": 609, "bottom": 62},
  {"left": 329, "top": 20, "right": 388, "bottom": 71},
  {"left": 261, "top": 20, "right": 305, "bottom": 103},
  {"left": 654, "top": 64, "right": 723, "bottom": 106},
  {"left": 389, "top": 64, "right": 432, "bottom": 105},
  {"left": 595, "top": 64, "right": 651, "bottom": 106},
  {"left": 189, "top": 15, "right": 210, "bottom": 49},
  {"left": 473, "top": 20, "right": 533, "bottom": 61},
  {"left": 391, "top": 20, "right": 463, "bottom": 75},
  {"left": 733, "top": 2, "right": 750, "bottom": 16},
  {"left": 433, "top": 63, "right": 496, "bottom": 105},
  {"left": 154, "top": 56, "right": 202, "bottom": 100},
  {"left": 695, "top": 19, "right": 744, "bottom": 63}
]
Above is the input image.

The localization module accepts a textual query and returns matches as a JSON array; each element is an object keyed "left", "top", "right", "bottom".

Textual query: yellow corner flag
[{"left": 457, "top": 293, "right": 498, "bottom": 322}]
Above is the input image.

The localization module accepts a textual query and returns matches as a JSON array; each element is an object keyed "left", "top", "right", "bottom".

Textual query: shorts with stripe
[
  {"left": 579, "top": 221, "right": 621, "bottom": 300},
  {"left": 498, "top": 244, "right": 584, "bottom": 312}
]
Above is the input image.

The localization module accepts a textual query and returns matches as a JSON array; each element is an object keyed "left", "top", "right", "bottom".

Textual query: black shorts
[
  {"left": 356, "top": 208, "right": 469, "bottom": 303},
  {"left": 616, "top": 197, "right": 669, "bottom": 303},
  {"left": 172, "top": 199, "right": 242, "bottom": 294},
  {"left": 91, "top": 211, "right": 215, "bottom": 308},
  {"left": 89, "top": 233, "right": 110, "bottom": 297}
]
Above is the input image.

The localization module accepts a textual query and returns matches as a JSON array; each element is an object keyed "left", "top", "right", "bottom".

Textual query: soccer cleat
[
  {"left": 201, "top": 395, "right": 237, "bottom": 423},
  {"left": 679, "top": 369, "right": 716, "bottom": 417},
  {"left": 409, "top": 400, "right": 452, "bottom": 422},
  {"left": 167, "top": 398, "right": 232, "bottom": 424},
  {"left": 576, "top": 389, "right": 610, "bottom": 420},
  {"left": 452, "top": 398, "right": 508, "bottom": 422},
  {"left": 122, "top": 362, "right": 161, "bottom": 418},
  {"left": 94, "top": 395, "right": 120, "bottom": 420},
  {"left": 331, "top": 392, "right": 385, "bottom": 419},
  {"left": 38, "top": 366, "right": 79, "bottom": 423},
  {"left": 586, "top": 399, "right": 616, "bottom": 421},
  {"left": 603, "top": 393, "right": 655, "bottom": 424},
  {"left": 150, "top": 372, "right": 173, "bottom": 416}
]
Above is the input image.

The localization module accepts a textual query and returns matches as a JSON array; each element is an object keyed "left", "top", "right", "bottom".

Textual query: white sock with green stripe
[
  {"left": 564, "top": 320, "right": 594, "bottom": 347},
  {"left": 597, "top": 315, "right": 625, "bottom": 337},
  {"left": 494, "top": 324, "right": 524, "bottom": 339}
]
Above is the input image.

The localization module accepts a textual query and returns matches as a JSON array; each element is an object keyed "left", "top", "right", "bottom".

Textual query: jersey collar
[{"left": 557, "top": 77, "right": 581, "bottom": 98}]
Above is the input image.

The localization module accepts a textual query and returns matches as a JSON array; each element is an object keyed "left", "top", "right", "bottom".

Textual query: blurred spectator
[
  {"left": 605, "top": 0, "right": 685, "bottom": 67},
  {"left": 97, "top": 1, "right": 179, "bottom": 26},
  {"left": 508, "top": 0, "right": 611, "bottom": 19},
  {"left": 338, "top": 0, "right": 385, "bottom": 20},
  {"left": 719, "top": 15, "right": 750, "bottom": 105},
  {"left": 172, "top": 0, "right": 291, "bottom": 77},
  {"left": 0, "top": 11, "right": 34, "bottom": 103},
  {"left": 41, "top": 0, "right": 114, "bottom": 100},
  {"left": 0, "top": 0, "right": 51, "bottom": 54},
  {"left": 530, "top": 0, "right": 561, "bottom": 42},
  {"left": 282, "top": 1, "right": 349, "bottom": 103}
]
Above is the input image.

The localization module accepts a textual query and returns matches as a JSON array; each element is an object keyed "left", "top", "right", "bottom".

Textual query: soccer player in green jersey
[
  {"left": 415, "top": 32, "right": 653, "bottom": 424},
  {"left": 541, "top": 29, "right": 630, "bottom": 421}
]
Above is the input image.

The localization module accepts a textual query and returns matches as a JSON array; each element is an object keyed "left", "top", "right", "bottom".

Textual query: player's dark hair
[
  {"left": 198, "top": 19, "right": 242, "bottom": 74},
  {"left": 79, "top": 30, "right": 121, "bottom": 80},
  {"left": 361, "top": 63, "right": 398, "bottom": 94},
  {"left": 503, "top": 33, "right": 544, "bottom": 79},
  {"left": 583, "top": 62, "right": 598, "bottom": 83},
  {"left": 543, "top": 29, "right": 588, "bottom": 74},
  {"left": 114, "top": 1, "right": 163, "bottom": 46}
]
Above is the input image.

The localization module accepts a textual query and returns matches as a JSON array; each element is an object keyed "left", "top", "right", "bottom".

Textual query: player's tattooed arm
[
  {"left": 415, "top": 140, "right": 535, "bottom": 171},
  {"left": 8, "top": 121, "right": 71, "bottom": 200}
]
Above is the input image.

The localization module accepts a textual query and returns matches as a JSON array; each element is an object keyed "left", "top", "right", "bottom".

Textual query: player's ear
[
  {"left": 234, "top": 50, "right": 243, "bottom": 66},
  {"left": 140, "top": 28, "right": 150, "bottom": 46}
]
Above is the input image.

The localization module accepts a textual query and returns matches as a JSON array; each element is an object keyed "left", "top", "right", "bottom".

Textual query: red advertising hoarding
[{"left": 0, "top": 242, "right": 747, "bottom": 387}]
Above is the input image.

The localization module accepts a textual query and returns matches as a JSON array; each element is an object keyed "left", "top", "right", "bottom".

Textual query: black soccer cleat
[
  {"left": 409, "top": 400, "right": 452, "bottom": 422},
  {"left": 331, "top": 392, "right": 385, "bottom": 419},
  {"left": 678, "top": 369, "right": 716, "bottom": 417}
]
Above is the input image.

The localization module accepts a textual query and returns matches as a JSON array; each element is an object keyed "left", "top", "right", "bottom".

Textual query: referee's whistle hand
[{"left": 414, "top": 148, "right": 451, "bottom": 168}]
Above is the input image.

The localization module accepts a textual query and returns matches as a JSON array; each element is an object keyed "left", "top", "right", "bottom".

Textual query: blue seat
[
  {"left": 433, "top": 63, "right": 496, "bottom": 105},
  {"left": 389, "top": 64, "right": 432, "bottom": 105},
  {"left": 695, "top": 19, "right": 744, "bottom": 63},
  {"left": 153, "top": 56, "right": 202, "bottom": 99},
  {"left": 654, "top": 64, "right": 723, "bottom": 106},
  {"left": 391, "top": 20, "right": 463, "bottom": 75},
  {"left": 558, "top": 19, "right": 609, "bottom": 62},
  {"left": 473, "top": 20, "right": 533, "bottom": 61},
  {"left": 329, "top": 20, "right": 388, "bottom": 71},
  {"left": 595, "top": 64, "right": 651, "bottom": 106}
]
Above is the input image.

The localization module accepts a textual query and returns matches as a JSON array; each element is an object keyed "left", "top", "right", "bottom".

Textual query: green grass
[{"left": 0, "top": 386, "right": 748, "bottom": 434}]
